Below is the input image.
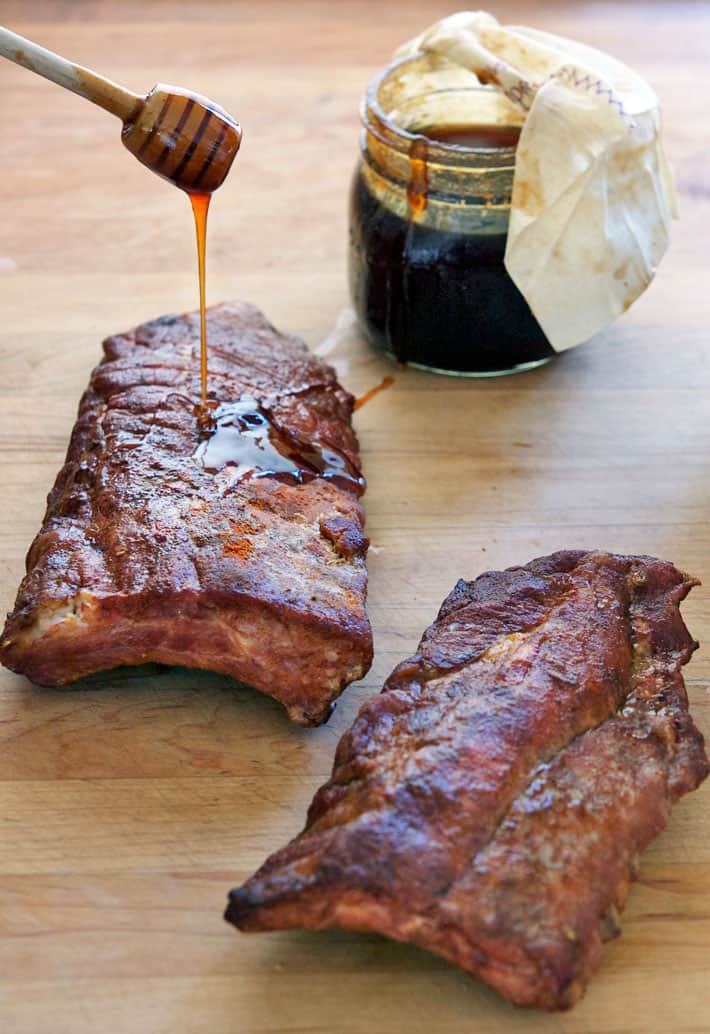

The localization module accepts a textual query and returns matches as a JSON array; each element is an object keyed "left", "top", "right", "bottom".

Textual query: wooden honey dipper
[{"left": 0, "top": 26, "right": 242, "bottom": 193}]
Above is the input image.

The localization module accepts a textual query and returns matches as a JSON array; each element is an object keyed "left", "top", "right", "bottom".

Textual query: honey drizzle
[{"left": 188, "top": 191, "right": 211, "bottom": 406}]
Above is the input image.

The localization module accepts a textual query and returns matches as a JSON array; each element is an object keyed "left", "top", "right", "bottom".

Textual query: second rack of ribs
[{"left": 227, "top": 550, "right": 708, "bottom": 1009}]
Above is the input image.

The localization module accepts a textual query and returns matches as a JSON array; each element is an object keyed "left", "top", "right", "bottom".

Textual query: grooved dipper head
[{"left": 121, "top": 83, "right": 242, "bottom": 193}]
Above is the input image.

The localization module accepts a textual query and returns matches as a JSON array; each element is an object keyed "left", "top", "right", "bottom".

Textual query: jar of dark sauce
[{"left": 349, "top": 54, "right": 555, "bottom": 376}]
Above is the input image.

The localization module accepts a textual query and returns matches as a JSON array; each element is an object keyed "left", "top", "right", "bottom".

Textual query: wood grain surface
[{"left": 1, "top": 2, "right": 709, "bottom": 1032}]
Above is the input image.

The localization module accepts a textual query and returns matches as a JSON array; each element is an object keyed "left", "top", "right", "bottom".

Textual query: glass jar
[{"left": 348, "top": 54, "right": 555, "bottom": 376}]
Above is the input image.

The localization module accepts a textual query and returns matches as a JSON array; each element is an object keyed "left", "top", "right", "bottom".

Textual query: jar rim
[{"left": 362, "top": 53, "right": 521, "bottom": 167}]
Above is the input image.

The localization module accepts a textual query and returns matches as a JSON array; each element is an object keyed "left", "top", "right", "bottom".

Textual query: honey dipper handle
[{"left": 0, "top": 27, "right": 142, "bottom": 122}]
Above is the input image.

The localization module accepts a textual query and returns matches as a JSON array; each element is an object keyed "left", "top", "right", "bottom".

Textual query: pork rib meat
[
  {"left": 226, "top": 550, "right": 708, "bottom": 1006},
  {"left": 1, "top": 303, "right": 372, "bottom": 725}
]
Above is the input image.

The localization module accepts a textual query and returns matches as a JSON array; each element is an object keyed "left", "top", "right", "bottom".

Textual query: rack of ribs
[
  {"left": 226, "top": 550, "right": 708, "bottom": 1007},
  {"left": 0, "top": 302, "right": 372, "bottom": 725}
]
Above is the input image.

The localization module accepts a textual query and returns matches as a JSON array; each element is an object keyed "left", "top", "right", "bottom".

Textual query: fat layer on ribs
[
  {"left": 1, "top": 303, "right": 372, "bottom": 725},
  {"left": 227, "top": 550, "right": 708, "bottom": 1008}
]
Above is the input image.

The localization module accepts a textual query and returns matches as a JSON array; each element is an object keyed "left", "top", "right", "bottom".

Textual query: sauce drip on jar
[{"left": 406, "top": 137, "right": 429, "bottom": 218}]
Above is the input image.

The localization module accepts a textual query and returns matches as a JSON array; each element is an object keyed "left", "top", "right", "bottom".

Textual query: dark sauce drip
[
  {"left": 194, "top": 397, "right": 365, "bottom": 495},
  {"left": 348, "top": 120, "right": 553, "bottom": 373}
]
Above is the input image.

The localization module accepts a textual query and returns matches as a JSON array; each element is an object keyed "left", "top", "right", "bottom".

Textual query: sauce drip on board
[
  {"left": 354, "top": 375, "right": 394, "bottom": 411},
  {"left": 188, "top": 191, "right": 211, "bottom": 407},
  {"left": 195, "top": 397, "right": 365, "bottom": 496}
]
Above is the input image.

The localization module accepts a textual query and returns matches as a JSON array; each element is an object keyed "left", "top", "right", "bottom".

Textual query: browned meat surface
[
  {"left": 1, "top": 302, "right": 372, "bottom": 725},
  {"left": 226, "top": 550, "right": 708, "bottom": 1007}
]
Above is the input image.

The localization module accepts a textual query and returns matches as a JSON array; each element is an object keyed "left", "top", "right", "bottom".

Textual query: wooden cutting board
[{"left": 1, "top": 2, "right": 708, "bottom": 1032}]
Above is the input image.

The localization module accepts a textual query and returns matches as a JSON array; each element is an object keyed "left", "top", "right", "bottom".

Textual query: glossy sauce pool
[{"left": 195, "top": 398, "right": 365, "bottom": 495}]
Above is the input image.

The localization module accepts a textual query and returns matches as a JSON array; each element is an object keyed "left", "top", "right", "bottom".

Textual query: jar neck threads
[{"left": 360, "top": 53, "right": 521, "bottom": 207}]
